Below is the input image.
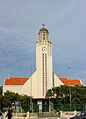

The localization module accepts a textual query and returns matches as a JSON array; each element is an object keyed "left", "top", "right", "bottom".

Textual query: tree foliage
[
  {"left": 0, "top": 86, "right": 2, "bottom": 95},
  {"left": 0, "top": 91, "right": 31, "bottom": 112},
  {"left": 46, "top": 85, "right": 86, "bottom": 104}
]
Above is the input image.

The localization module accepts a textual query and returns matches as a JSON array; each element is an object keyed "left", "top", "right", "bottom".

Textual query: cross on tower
[{"left": 42, "top": 24, "right": 45, "bottom": 28}]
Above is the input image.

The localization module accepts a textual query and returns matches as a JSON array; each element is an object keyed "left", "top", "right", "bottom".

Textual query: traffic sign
[{"left": 15, "top": 101, "right": 19, "bottom": 106}]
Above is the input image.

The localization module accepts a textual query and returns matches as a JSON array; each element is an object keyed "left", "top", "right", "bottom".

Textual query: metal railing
[{"left": 0, "top": 104, "right": 86, "bottom": 113}]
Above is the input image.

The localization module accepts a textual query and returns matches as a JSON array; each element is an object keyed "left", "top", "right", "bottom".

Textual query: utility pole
[
  {"left": 30, "top": 67, "right": 32, "bottom": 112},
  {"left": 68, "top": 66, "right": 71, "bottom": 110}
]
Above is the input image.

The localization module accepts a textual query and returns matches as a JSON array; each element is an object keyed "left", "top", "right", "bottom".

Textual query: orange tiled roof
[
  {"left": 5, "top": 78, "right": 29, "bottom": 85},
  {"left": 59, "top": 78, "right": 82, "bottom": 86}
]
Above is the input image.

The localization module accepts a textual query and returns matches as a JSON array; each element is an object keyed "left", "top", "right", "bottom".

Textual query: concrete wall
[
  {"left": 3, "top": 112, "right": 38, "bottom": 119},
  {"left": 54, "top": 73, "right": 63, "bottom": 87},
  {"left": 3, "top": 85, "right": 23, "bottom": 94},
  {"left": 60, "top": 111, "right": 80, "bottom": 118}
]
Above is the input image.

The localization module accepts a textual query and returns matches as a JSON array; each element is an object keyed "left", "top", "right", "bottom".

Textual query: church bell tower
[{"left": 36, "top": 26, "right": 53, "bottom": 98}]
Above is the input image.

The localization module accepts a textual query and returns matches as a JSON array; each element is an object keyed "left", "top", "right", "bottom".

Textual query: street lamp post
[
  {"left": 29, "top": 67, "right": 32, "bottom": 112},
  {"left": 68, "top": 66, "right": 71, "bottom": 110}
]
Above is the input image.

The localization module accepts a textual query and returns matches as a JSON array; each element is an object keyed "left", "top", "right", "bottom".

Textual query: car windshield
[
  {"left": 82, "top": 112, "right": 86, "bottom": 116},
  {"left": 77, "top": 112, "right": 86, "bottom": 116}
]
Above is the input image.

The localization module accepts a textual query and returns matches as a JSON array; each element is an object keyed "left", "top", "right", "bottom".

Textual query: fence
[
  {"left": 54, "top": 104, "right": 86, "bottom": 112},
  {"left": 0, "top": 103, "right": 86, "bottom": 113},
  {"left": 1, "top": 104, "right": 86, "bottom": 118}
]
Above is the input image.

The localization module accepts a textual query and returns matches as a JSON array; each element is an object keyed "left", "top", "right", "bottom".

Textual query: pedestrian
[
  {"left": 6, "top": 109, "right": 12, "bottom": 119},
  {"left": 0, "top": 111, "right": 3, "bottom": 119}
]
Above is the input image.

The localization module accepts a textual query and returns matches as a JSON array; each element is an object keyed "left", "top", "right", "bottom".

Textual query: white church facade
[{"left": 3, "top": 27, "right": 82, "bottom": 99}]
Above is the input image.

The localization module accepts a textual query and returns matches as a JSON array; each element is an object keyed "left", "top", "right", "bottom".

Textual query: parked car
[
  {"left": 70, "top": 112, "right": 86, "bottom": 119},
  {"left": 0, "top": 111, "right": 3, "bottom": 119}
]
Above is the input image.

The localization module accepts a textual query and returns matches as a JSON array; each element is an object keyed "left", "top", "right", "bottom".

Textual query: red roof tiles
[
  {"left": 5, "top": 78, "right": 29, "bottom": 85},
  {"left": 59, "top": 78, "right": 82, "bottom": 86},
  {"left": 4, "top": 77, "right": 82, "bottom": 86}
]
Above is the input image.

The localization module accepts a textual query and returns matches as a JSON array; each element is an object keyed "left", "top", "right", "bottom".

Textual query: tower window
[
  {"left": 43, "top": 37, "right": 45, "bottom": 40},
  {"left": 43, "top": 33, "right": 45, "bottom": 36}
]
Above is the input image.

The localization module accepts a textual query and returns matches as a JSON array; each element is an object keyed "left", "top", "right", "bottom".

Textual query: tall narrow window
[
  {"left": 42, "top": 53, "right": 44, "bottom": 96},
  {"left": 45, "top": 54, "right": 47, "bottom": 91}
]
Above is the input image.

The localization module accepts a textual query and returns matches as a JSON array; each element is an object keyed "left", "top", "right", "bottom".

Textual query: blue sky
[{"left": 0, "top": 0, "right": 86, "bottom": 86}]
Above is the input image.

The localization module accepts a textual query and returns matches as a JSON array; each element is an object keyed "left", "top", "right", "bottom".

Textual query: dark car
[{"left": 70, "top": 112, "right": 86, "bottom": 119}]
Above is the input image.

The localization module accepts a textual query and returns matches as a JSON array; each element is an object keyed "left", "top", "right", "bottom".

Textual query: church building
[{"left": 3, "top": 27, "right": 82, "bottom": 104}]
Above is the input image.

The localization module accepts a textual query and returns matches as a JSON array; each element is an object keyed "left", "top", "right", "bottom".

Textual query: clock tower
[
  {"left": 36, "top": 27, "right": 53, "bottom": 98},
  {"left": 4, "top": 26, "right": 64, "bottom": 101}
]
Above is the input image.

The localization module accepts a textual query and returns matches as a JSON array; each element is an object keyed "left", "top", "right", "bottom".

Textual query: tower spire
[{"left": 42, "top": 24, "right": 45, "bottom": 28}]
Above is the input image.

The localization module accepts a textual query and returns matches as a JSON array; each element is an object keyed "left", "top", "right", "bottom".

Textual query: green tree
[
  {"left": 46, "top": 85, "right": 86, "bottom": 104},
  {"left": 3, "top": 91, "right": 20, "bottom": 109},
  {"left": 1, "top": 91, "right": 31, "bottom": 112},
  {"left": 46, "top": 85, "right": 70, "bottom": 104},
  {"left": 19, "top": 95, "right": 31, "bottom": 112},
  {"left": 0, "top": 86, "right": 2, "bottom": 95}
]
